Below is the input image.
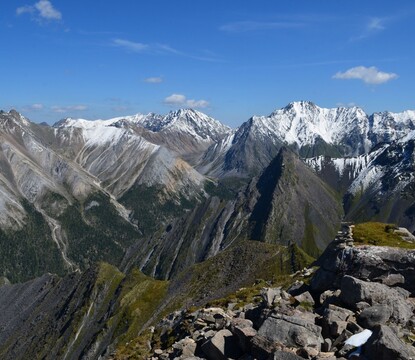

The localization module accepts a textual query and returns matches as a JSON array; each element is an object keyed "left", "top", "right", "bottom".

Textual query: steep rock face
[
  {"left": 344, "top": 137, "right": 415, "bottom": 231},
  {"left": 311, "top": 230, "right": 415, "bottom": 294},
  {"left": 132, "top": 148, "right": 342, "bottom": 280},
  {"left": 306, "top": 133, "right": 415, "bottom": 232},
  {"left": 124, "top": 195, "right": 240, "bottom": 279},
  {"left": 368, "top": 110, "right": 415, "bottom": 144},
  {"left": 246, "top": 148, "right": 343, "bottom": 255},
  {"left": 0, "top": 267, "right": 109, "bottom": 360}
]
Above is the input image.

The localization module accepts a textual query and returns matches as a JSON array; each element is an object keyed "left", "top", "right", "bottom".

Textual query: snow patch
[{"left": 345, "top": 329, "right": 373, "bottom": 347}]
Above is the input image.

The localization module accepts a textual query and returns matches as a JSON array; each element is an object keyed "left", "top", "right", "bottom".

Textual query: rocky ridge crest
[{"left": 137, "top": 225, "right": 415, "bottom": 360}]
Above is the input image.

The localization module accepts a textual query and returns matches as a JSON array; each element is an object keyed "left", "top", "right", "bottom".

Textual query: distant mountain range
[
  {"left": 0, "top": 102, "right": 415, "bottom": 283},
  {"left": 1, "top": 102, "right": 415, "bottom": 359}
]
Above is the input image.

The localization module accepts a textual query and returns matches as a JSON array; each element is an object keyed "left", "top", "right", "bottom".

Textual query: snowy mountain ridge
[
  {"left": 54, "top": 108, "right": 232, "bottom": 145},
  {"left": 250, "top": 101, "right": 415, "bottom": 153}
]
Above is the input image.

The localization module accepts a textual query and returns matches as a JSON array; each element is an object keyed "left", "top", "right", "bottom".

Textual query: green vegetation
[
  {"left": 115, "top": 269, "right": 169, "bottom": 344},
  {"left": 60, "top": 192, "right": 139, "bottom": 270},
  {"left": 166, "top": 240, "right": 315, "bottom": 312},
  {"left": 204, "top": 177, "right": 247, "bottom": 201},
  {"left": 120, "top": 185, "right": 198, "bottom": 236},
  {"left": 57, "top": 263, "right": 126, "bottom": 359},
  {"left": 302, "top": 203, "right": 322, "bottom": 258},
  {"left": 109, "top": 269, "right": 169, "bottom": 359},
  {"left": 0, "top": 200, "right": 66, "bottom": 283},
  {"left": 353, "top": 222, "right": 415, "bottom": 249}
]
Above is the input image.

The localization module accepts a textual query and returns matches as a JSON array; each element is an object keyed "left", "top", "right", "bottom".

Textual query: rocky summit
[{"left": 137, "top": 225, "right": 415, "bottom": 360}]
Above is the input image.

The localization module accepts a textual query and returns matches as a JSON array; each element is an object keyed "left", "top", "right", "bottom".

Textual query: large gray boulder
[
  {"left": 311, "top": 240, "right": 415, "bottom": 295},
  {"left": 358, "top": 304, "right": 392, "bottom": 329},
  {"left": 321, "top": 304, "right": 354, "bottom": 338},
  {"left": 340, "top": 276, "right": 413, "bottom": 325},
  {"left": 201, "top": 329, "right": 242, "bottom": 360},
  {"left": 362, "top": 324, "right": 415, "bottom": 360},
  {"left": 257, "top": 314, "right": 323, "bottom": 350},
  {"left": 270, "top": 350, "right": 304, "bottom": 359}
]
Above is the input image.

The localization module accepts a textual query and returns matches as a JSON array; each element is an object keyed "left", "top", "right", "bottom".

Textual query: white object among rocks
[{"left": 345, "top": 329, "right": 373, "bottom": 347}]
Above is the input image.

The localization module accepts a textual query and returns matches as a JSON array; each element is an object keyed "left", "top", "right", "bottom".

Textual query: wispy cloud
[
  {"left": 220, "top": 20, "right": 304, "bottom": 33},
  {"left": 351, "top": 16, "right": 387, "bottom": 41},
  {"left": 51, "top": 105, "right": 88, "bottom": 113},
  {"left": 333, "top": 66, "right": 398, "bottom": 85},
  {"left": 17, "top": 0, "right": 62, "bottom": 21},
  {"left": 20, "top": 103, "right": 45, "bottom": 112},
  {"left": 112, "top": 38, "right": 148, "bottom": 52},
  {"left": 367, "top": 17, "right": 385, "bottom": 31},
  {"left": 164, "top": 94, "right": 209, "bottom": 109},
  {"left": 144, "top": 77, "right": 163, "bottom": 84},
  {"left": 336, "top": 102, "right": 359, "bottom": 108},
  {"left": 111, "top": 38, "right": 223, "bottom": 62}
]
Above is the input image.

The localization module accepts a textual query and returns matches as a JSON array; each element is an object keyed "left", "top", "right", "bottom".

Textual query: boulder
[
  {"left": 362, "top": 324, "right": 415, "bottom": 360},
  {"left": 172, "top": 337, "right": 197, "bottom": 357},
  {"left": 287, "top": 281, "right": 307, "bottom": 296},
  {"left": 340, "top": 276, "right": 413, "bottom": 325},
  {"left": 375, "top": 273, "right": 405, "bottom": 287},
  {"left": 294, "top": 291, "right": 315, "bottom": 307},
  {"left": 229, "top": 317, "right": 253, "bottom": 331},
  {"left": 258, "top": 314, "right": 323, "bottom": 350},
  {"left": 270, "top": 349, "right": 305, "bottom": 359},
  {"left": 250, "top": 335, "right": 279, "bottom": 360},
  {"left": 312, "top": 241, "right": 415, "bottom": 295},
  {"left": 319, "top": 289, "right": 341, "bottom": 306},
  {"left": 201, "top": 329, "right": 242, "bottom": 360},
  {"left": 232, "top": 326, "right": 257, "bottom": 352},
  {"left": 261, "top": 287, "right": 282, "bottom": 307},
  {"left": 358, "top": 304, "right": 392, "bottom": 329},
  {"left": 321, "top": 304, "right": 354, "bottom": 338}
]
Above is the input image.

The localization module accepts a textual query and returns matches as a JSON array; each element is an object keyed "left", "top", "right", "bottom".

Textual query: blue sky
[{"left": 1, "top": 1, "right": 414, "bottom": 127}]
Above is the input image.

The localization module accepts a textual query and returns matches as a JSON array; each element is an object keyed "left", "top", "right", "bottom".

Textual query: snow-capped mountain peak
[
  {"left": 250, "top": 102, "right": 368, "bottom": 151},
  {"left": 53, "top": 109, "right": 231, "bottom": 144},
  {"left": 136, "top": 108, "right": 231, "bottom": 142}
]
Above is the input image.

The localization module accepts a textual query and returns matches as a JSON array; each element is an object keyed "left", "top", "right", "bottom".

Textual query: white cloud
[
  {"left": 186, "top": 99, "right": 210, "bottom": 108},
  {"left": 333, "top": 66, "right": 398, "bottom": 85},
  {"left": 111, "top": 38, "right": 221, "bottom": 62},
  {"left": 52, "top": 105, "right": 87, "bottom": 113},
  {"left": 31, "top": 103, "right": 44, "bottom": 110},
  {"left": 17, "top": 1, "right": 61, "bottom": 21},
  {"left": 144, "top": 77, "right": 163, "bottom": 84},
  {"left": 35, "top": 0, "right": 61, "bottom": 20},
  {"left": 336, "top": 102, "right": 358, "bottom": 108},
  {"left": 20, "top": 103, "right": 44, "bottom": 112},
  {"left": 367, "top": 17, "right": 385, "bottom": 31},
  {"left": 16, "top": 5, "right": 34, "bottom": 16},
  {"left": 164, "top": 94, "right": 209, "bottom": 109},
  {"left": 112, "top": 39, "right": 148, "bottom": 52}
]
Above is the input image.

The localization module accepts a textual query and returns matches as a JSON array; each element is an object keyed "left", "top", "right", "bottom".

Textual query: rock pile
[{"left": 145, "top": 225, "right": 415, "bottom": 360}]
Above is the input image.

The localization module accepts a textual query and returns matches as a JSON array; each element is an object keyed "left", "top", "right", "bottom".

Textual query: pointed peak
[
  {"left": 284, "top": 101, "right": 318, "bottom": 111},
  {"left": 165, "top": 108, "right": 206, "bottom": 119},
  {"left": 0, "top": 109, "right": 31, "bottom": 126}
]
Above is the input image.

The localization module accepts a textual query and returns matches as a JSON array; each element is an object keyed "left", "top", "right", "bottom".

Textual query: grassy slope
[
  {"left": 353, "top": 222, "right": 415, "bottom": 249},
  {"left": 112, "top": 240, "right": 315, "bottom": 358}
]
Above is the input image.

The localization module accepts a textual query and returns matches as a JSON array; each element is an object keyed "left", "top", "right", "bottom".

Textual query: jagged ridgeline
[{"left": 0, "top": 102, "right": 415, "bottom": 358}]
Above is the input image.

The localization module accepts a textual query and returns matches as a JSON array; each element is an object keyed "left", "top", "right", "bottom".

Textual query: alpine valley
[{"left": 1, "top": 101, "right": 415, "bottom": 359}]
